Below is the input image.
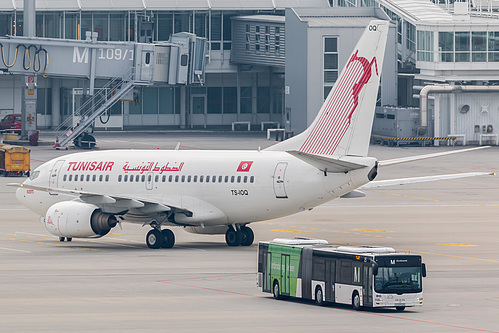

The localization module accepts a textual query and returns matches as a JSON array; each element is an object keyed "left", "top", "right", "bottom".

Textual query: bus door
[
  {"left": 264, "top": 252, "right": 272, "bottom": 293},
  {"left": 363, "top": 264, "right": 373, "bottom": 307},
  {"left": 281, "top": 254, "right": 291, "bottom": 295},
  {"left": 326, "top": 259, "right": 336, "bottom": 302}
]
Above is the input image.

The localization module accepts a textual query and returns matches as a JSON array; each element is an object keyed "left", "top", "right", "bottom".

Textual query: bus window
[
  {"left": 340, "top": 261, "right": 352, "bottom": 284},
  {"left": 312, "top": 258, "right": 325, "bottom": 281}
]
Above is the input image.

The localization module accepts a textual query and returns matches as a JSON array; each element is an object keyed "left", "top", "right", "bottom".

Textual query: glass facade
[
  {"left": 0, "top": 8, "right": 283, "bottom": 127},
  {"left": 128, "top": 87, "right": 180, "bottom": 115},
  {"left": 417, "top": 30, "right": 434, "bottom": 62},
  {"left": 431, "top": 31, "right": 499, "bottom": 63},
  {"left": 439, "top": 31, "right": 454, "bottom": 62},
  {"left": 0, "top": 9, "right": 256, "bottom": 45}
]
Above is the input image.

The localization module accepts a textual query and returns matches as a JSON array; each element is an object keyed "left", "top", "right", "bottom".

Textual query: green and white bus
[{"left": 257, "top": 238, "right": 426, "bottom": 311}]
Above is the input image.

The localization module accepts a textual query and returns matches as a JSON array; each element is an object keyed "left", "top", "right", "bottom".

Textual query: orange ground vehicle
[{"left": 0, "top": 144, "right": 30, "bottom": 176}]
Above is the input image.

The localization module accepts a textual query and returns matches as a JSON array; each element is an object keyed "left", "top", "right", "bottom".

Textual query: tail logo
[{"left": 299, "top": 50, "right": 379, "bottom": 156}]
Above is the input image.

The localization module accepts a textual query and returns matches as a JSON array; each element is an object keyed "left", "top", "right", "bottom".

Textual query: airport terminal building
[{"left": 0, "top": 0, "right": 498, "bottom": 145}]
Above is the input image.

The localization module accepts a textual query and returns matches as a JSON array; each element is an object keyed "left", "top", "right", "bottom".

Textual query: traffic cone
[{"left": 54, "top": 136, "right": 60, "bottom": 149}]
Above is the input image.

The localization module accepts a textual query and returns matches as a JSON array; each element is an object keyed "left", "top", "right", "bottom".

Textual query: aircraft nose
[
  {"left": 15, "top": 187, "right": 25, "bottom": 203},
  {"left": 15, "top": 184, "right": 32, "bottom": 206}
]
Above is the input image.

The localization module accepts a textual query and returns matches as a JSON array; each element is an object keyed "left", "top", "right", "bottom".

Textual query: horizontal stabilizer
[
  {"left": 340, "top": 190, "right": 366, "bottom": 198},
  {"left": 378, "top": 146, "right": 490, "bottom": 167},
  {"left": 361, "top": 172, "right": 494, "bottom": 189},
  {"left": 287, "top": 151, "right": 368, "bottom": 173}
]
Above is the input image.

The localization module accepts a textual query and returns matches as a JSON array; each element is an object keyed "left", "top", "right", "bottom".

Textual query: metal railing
[{"left": 54, "top": 67, "right": 138, "bottom": 148}]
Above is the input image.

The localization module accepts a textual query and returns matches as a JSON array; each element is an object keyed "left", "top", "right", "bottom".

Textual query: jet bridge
[{"left": 0, "top": 32, "right": 206, "bottom": 147}]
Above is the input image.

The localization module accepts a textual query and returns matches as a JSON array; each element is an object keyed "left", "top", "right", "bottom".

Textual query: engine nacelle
[{"left": 44, "top": 201, "right": 117, "bottom": 238}]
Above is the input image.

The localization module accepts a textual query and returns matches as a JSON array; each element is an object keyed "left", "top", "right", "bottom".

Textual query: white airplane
[{"left": 10, "top": 21, "right": 491, "bottom": 249}]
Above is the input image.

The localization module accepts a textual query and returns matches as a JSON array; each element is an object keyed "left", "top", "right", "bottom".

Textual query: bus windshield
[{"left": 374, "top": 266, "right": 422, "bottom": 294}]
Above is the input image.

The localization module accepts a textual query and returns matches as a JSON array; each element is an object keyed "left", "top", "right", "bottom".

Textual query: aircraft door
[
  {"left": 273, "top": 162, "right": 288, "bottom": 199},
  {"left": 146, "top": 172, "right": 153, "bottom": 190},
  {"left": 49, "top": 160, "right": 65, "bottom": 187}
]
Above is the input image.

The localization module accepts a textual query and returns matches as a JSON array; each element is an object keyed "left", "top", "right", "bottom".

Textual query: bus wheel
[
  {"left": 352, "top": 291, "right": 361, "bottom": 310},
  {"left": 315, "top": 286, "right": 324, "bottom": 306},
  {"left": 273, "top": 281, "right": 281, "bottom": 300},
  {"left": 395, "top": 306, "right": 406, "bottom": 311}
]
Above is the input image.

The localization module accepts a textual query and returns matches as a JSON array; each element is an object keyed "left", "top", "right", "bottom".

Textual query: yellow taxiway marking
[
  {"left": 272, "top": 229, "right": 312, "bottom": 233},
  {"left": 351, "top": 228, "right": 393, "bottom": 233},
  {"left": 438, "top": 243, "right": 477, "bottom": 247}
]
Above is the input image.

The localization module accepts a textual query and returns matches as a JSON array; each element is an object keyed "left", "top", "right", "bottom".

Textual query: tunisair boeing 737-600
[{"left": 10, "top": 21, "right": 491, "bottom": 249}]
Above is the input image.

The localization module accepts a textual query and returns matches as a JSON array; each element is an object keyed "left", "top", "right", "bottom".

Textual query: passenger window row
[
  {"left": 63, "top": 174, "right": 110, "bottom": 182},
  {"left": 117, "top": 174, "right": 255, "bottom": 184}
]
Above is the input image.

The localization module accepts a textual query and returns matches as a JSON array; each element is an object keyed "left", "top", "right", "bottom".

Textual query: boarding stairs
[{"left": 53, "top": 68, "right": 142, "bottom": 148}]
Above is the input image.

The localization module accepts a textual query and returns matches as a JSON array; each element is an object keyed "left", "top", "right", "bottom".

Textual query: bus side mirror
[
  {"left": 422, "top": 263, "right": 427, "bottom": 278},
  {"left": 372, "top": 261, "right": 378, "bottom": 275}
]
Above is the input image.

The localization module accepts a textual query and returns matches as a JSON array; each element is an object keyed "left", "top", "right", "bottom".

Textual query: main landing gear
[
  {"left": 225, "top": 225, "right": 254, "bottom": 247},
  {"left": 146, "top": 228, "right": 175, "bottom": 249}
]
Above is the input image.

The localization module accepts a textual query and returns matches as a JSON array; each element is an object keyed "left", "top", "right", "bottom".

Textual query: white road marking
[
  {"left": 16, "top": 232, "right": 48, "bottom": 237},
  {"left": 0, "top": 246, "right": 31, "bottom": 253}
]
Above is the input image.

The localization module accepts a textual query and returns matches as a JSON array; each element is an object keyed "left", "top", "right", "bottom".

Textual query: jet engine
[{"left": 44, "top": 201, "right": 117, "bottom": 238}]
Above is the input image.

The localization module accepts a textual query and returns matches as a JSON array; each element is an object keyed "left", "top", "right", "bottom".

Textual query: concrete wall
[
  {"left": 285, "top": 7, "right": 397, "bottom": 134},
  {"left": 284, "top": 8, "right": 309, "bottom": 133}
]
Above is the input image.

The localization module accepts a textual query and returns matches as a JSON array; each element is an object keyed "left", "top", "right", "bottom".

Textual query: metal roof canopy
[
  {"left": 377, "top": 0, "right": 454, "bottom": 24},
  {"left": 3, "top": 0, "right": 329, "bottom": 11},
  {"left": 292, "top": 7, "right": 388, "bottom": 26}
]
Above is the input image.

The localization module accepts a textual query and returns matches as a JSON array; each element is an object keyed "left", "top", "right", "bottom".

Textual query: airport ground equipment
[
  {"left": 0, "top": 31, "right": 206, "bottom": 148},
  {"left": 258, "top": 238, "right": 426, "bottom": 311},
  {"left": 0, "top": 144, "right": 30, "bottom": 176}
]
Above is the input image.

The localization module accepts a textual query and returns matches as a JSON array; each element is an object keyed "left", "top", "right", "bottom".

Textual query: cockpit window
[{"left": 29, "top": 170, "right": 40, "bottom": 181}]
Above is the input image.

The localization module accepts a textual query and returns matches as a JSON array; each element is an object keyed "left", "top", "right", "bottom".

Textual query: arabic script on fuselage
[{"left": 123, "top": 161, "right": 185, "bottom": 174}]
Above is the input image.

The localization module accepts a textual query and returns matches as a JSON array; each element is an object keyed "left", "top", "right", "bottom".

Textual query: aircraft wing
[
  {"left": 361, "top": 172, "right": 494, "bottom": 189},
  {"left": 7, "top": 183, "right": 191, "bottom": 216},
  {"left": 378, "top": 146, "right": 489, "bottom": 167}
]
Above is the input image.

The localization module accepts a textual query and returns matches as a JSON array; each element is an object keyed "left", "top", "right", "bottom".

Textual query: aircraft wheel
[
  {"left": 146, "top": 229, "right": 163, "bottom": 249},
  {"left": 67, "top": 237, "right": 72, "bottom": 242},
  {"left": 225, "top": 227, "right": 241, "bottom": 246},
  {"left": 161, "top": 229, "right": 175, "bottom": 249},
  {"left": 59, "top": 237, "right": 65, "bottom": 242},
  {"left": 239, "top": 226, "right": 254, "bottom": 246}
]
